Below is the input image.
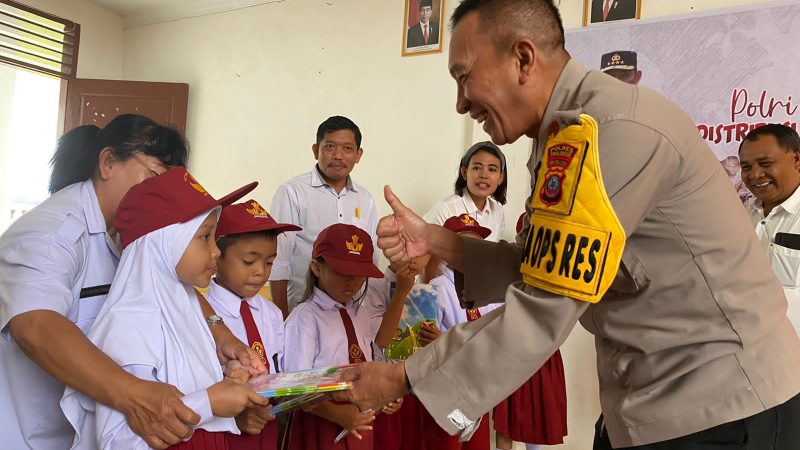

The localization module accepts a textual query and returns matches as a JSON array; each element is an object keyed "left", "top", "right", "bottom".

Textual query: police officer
[{"left": 337, "top": 1, "right": 800, "bottom": 449}]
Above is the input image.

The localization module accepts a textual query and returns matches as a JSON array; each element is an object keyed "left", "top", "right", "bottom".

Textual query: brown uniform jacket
[{"left": 405, "top": 59, "right": 800, "bottom": 447}]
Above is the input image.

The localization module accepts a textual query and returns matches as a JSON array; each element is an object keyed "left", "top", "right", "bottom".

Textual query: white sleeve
[
  {"left": 269, "top": 184, "right": 300, "bottom": 282},
  {"left": 93, "top": 365, "right": 218, "bottom": 450},
  {"left": 283, "top": 311, "right": 318, "bottom": 372}
]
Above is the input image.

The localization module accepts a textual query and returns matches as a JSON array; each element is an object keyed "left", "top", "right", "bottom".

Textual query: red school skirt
[
  {"left": 282, "top": 408, "right": 373, "bottom": 450},
  {"left": 492, "top": 350, "right": 568, "bottom": 445},
  {"left": 168, "top": 429, "right": 229, "bottom": 450},
  {"left": 400, "top": 394, "right": 489, "bottom": 450},
  {"left": 226, "top": 420, "right": 278, "bottom": 450}
]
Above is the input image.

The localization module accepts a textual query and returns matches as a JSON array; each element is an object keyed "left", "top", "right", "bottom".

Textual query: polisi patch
[{"left": 520, "top": 114, "right": 624, "bottom": 303}]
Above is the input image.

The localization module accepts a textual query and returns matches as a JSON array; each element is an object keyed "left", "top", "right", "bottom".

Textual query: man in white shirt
[
  {"left": 269, "top": 116, "right": 378, "bottom": 317},
  {"left": 740, "top": 123, "right": 800, "bottom": 332}
]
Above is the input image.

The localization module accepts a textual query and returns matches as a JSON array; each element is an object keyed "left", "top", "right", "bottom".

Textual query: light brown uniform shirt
[{"left": 405, "top": 59, "right": 800, "bottom": 447}]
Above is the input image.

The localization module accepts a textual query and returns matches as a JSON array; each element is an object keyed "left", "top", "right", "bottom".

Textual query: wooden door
[{"left": 62, "top": 78, "right": 188, "bottom": 134}]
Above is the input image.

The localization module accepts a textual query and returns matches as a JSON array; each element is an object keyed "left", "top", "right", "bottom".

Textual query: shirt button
[{"left": 761, "top": 221, "right": 766, "bottom": 225}]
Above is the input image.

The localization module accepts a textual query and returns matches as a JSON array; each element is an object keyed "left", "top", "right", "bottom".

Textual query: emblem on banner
[{"left": 346, "top": 235, "right": 363, "bottom": 255}]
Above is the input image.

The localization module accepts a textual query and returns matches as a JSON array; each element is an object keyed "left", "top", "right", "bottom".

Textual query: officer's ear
[
  {"left": 514, "top": 38, "right": 536, "bottom": 83},
  {"left": 632, "top": 70, "right": 643, "bottom": 85}
]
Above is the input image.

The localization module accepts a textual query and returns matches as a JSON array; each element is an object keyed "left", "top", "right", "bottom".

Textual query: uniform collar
[
  {"left": 537, "top": 59, "right": 589, "bottom": 146},
  {"left": 461, "top": 187, "right": 492, "bottom": 215},
  {"left": 84, "top": 180, "right": 121, "bottom": 258},
  {"left": 311, "top": 286, "right": 360, "bottom": 311},
  {"left": 208, "top": 279, "right": 260, "bottom": 318},
  {"left": 759, "top": 184, "right": 800, "bottom": 216},
  {"left": 310, "top": 165, "right": 357, "bottom": 192},
  {"left": 83, "top": 180, "right": 108, "bottom": 235}
]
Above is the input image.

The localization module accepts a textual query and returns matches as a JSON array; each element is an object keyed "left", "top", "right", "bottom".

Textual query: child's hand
[
  {"left": 418, "top": 323, "right": 441, "bottom": 346},
  {"left": 224, "top": 360, "right": 252, "bottom": 385},
  {"left": 381, "top": 397, "right": 404, "bottom": 415},
  {"left": 208, "top": 378, "right": 268, "bottom": 417},
  {"left": 395, "top": 265, "right": 416, "bottom": 296},
  {"left": 338, "top": 406, "right": 375, "bottom": 440},
  {"left": 235, "top": 404, "right": 275, "bottom": 435}
]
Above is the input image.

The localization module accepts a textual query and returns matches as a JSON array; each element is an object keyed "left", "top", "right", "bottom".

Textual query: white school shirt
[
  {"left": 61, "top": 210, "right": 238, "bottom": 450},
  {"left": 424, "top": 188, "right": 506, "bottom": 242},
  {"left": 0, "top": 180, "right": 119, "bottom": 450},
  {"left": 205, "top": 279, "right": 284, "bottom": 374},
  {"left": 747, "top": 186, "right": 800, "bottom": 334},
  {"left": 431, "top": 267, "right": 502, "bottom": 332},
  {"left": 269, "top": 167, "right": 378, "bottom": 311},
  {"left": 363, "top": 268, "right": 397, "bottom": 339},
  {"left": 283, "top": 287, "right": 374, "bottom": 371}
]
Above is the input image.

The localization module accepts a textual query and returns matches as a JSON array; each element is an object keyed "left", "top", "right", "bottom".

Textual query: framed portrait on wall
[
  {"left": 402, "top": 0, "right": 445, "bottom": 56},
  {"left": 583, "top": 0, "right": 642, "bottom": 26}
]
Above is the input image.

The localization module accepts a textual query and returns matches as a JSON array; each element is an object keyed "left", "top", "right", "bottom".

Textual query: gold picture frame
[
  {"left": 402, "top": 0, "right": 445, "bottom": 57},
  {"left": 583, "top": 0, "right": 642, "bottom": 27}
]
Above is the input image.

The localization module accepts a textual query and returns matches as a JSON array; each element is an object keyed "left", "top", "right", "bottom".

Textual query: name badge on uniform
[{"left": 520, "top": 114, "right": 625, "bottom": 303}]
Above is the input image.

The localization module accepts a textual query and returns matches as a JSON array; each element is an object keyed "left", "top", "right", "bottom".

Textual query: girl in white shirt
[
  {"left": 61, "top": 167, "right": 266, "bottom": 450},
  {"left": 424, "top": 142, "right": 508, "bottom": 242},
  {"left": 283, "top": 223, "right": 385, "bottom": 450}
]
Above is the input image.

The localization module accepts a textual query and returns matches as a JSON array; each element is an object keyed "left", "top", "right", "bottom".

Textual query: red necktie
[
  {"left": 423, "top": 24, "right": 429, "bottom": 44},
  {"left": 339, "top": 308, "right": 365, "bottom": 363},
  {"left": 466, "top": 308, "right": 481, "bottom": 322},
  {"left": 602, "top": 0, "right": 612, "bottom": 21},
  {"left": 240, "top": 300, "right": 269, "bottom": 370}
]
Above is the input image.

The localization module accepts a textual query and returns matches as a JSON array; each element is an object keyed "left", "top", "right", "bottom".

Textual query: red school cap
[
  {"left": 215, "top": 199, "right": 301, "bottom": 239},
  {"left": 115, "top": 166, "right": 257, "bottom": 248},
  {"left": 312, "top": 223, "right": 383, "bottom": 278},
  {"left": 443, "top": 214, "right": 491, "bottom": 239}
]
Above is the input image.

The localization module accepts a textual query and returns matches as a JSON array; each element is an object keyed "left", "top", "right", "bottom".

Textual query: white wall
[
  {"left": 21, "top": 0, "right": 124, "bottom": 79},
  {"left": 120, "top": 1, "right": 774, "bottom": 449}
]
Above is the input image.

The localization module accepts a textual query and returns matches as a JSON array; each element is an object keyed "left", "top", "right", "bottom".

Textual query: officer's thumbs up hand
[{"left": 377, "top": 185, "right": 430, "bottom": 264}]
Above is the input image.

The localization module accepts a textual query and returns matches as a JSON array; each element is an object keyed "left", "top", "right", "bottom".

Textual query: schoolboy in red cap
[
  {"left": 62, "top": 167, "right": 269, "bottom": 450},
  {"left": 492, "top": 213, "right": 568, "bottom": 450},
  {"left": 205, "top": 199, "right": 301, "bottom": 450},
  {"left": 283, "top": 223, "right": 384, "bottom": 450}
]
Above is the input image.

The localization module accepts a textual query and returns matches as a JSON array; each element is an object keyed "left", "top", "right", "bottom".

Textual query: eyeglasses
[{"left": 131, "top": 154, "right": 166, "bottom": 178}]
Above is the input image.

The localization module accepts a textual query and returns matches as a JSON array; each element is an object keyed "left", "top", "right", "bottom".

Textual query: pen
[
  {"left": 333, "top": 428, "right": 349, "bottom": 444},
  {"left": 355, "top": 206, "right": 361, "bottom": 219},
  {"left": 333, "top": 408, "right": 374, "bottom": 444}
]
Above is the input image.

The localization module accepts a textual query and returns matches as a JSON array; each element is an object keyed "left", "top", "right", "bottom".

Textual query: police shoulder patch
[{"left": 520, "top": 114, "right": 625, "bottom": 303}]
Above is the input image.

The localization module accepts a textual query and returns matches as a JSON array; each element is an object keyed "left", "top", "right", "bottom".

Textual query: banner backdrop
[{"left": 565, "top": 1, "right": 800, "bottom": 206}]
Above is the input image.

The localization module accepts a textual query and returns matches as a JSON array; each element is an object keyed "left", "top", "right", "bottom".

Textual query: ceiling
[{"left": 87, "top": 0, "right": 282, "bottom": 28}]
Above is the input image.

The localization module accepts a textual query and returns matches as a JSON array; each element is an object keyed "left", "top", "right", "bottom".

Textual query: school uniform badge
[
  {"left": 346, "top": 235, "right": 363, "bottom": 255},
  {"left": 349, "top": 344, "right": 364, "bottom": 363},
  {"left": 245, "top": 201, "right": 270, "bottom": 219},
  {"left": 520, "top": 114, "right": 625, "bottom": 303},
  {"left": 251, "top": 341, "right": 267, "bottom": 365}
]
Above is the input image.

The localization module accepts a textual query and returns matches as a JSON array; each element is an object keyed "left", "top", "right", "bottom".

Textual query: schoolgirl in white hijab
[{"left": 61, "top": 167, "right": 265, "bottom": 450}]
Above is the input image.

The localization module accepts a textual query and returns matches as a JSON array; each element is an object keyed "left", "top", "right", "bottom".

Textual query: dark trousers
[{"left": 593, "top": 393, "right": 800, "bottom": 449}]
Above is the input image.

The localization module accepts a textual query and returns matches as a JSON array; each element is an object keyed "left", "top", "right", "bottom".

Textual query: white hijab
[{"left": 62, "top": 208, "right": 236, "bottom": 448}]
